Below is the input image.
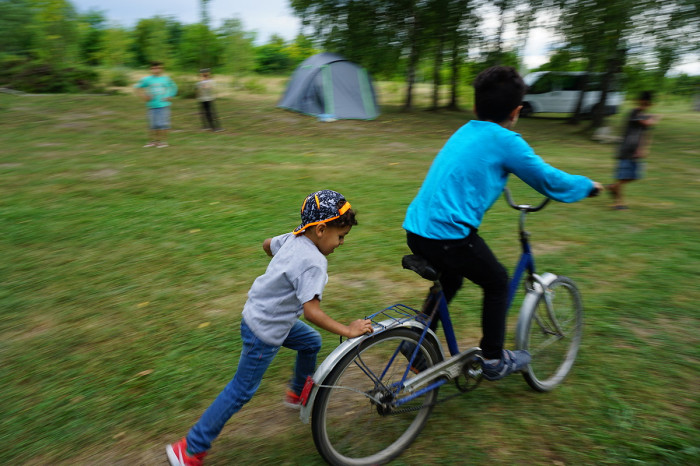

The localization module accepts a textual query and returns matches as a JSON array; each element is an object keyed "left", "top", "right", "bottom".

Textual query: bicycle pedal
[{"left": 299, "top": 376, "right": 314, "bottom": 407}]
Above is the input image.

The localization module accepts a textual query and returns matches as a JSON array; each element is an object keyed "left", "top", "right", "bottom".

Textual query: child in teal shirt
[{"left": 134, "top": 61, "right": 178, "bottom": 148}]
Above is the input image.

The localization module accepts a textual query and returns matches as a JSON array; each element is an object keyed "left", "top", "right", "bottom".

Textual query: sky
[{"left": 71, "top": 0, "right": 698, "bottom": 75}]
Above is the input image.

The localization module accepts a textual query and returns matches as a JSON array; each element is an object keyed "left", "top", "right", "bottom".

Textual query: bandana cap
[{"left": 293, "top": 190, "right": 351, "bottom": 235}]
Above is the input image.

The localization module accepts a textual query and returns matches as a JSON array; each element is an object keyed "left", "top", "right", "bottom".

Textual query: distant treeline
[{"left": 1, "top": 0, "right": 698, "bottom": 114}]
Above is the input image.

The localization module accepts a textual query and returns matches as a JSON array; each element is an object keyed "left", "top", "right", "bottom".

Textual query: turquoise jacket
[
  {"left": 135, "top": 75, "right": 178, "bottom": 108},
  {"left": 403, "top": 120, "right": 594, "bottom": 240}
]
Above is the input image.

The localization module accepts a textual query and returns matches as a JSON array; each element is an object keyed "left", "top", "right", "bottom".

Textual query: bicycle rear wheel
[
  {"left": 311, "top": 327, "right": 442, "bottom": 465},
  {"left": 517, "top": 275, "right": 583, "bottom": 392}
]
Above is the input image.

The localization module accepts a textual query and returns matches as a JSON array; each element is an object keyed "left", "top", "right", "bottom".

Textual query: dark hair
[
  {"left": 150, "top": 61, "right": 163, "bottom": 67},
  {"left": 473, "top": 66, "right": 527, "bottom": 123},
  {"left": 639, "top": 90, "right": 653, "bottom": 103},
  {"left": 326, "top": 201, "right": 358, "bottom": 229}
]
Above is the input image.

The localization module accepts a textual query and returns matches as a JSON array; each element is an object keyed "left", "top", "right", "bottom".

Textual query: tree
[
  {"left": 447, "top": 1, "right": 481, "bottom": 110},
  {"left": 292, "top": 0, "right": 433, "bottom": 110},
  {"left": 219, "top": 18, "right": 256, "bottom": 76},
  {"left": 400, "top": 0, "right": 429, "bottom": 110},
  {"left": 534, "top": 49, "right": 586, "bottom": 72},
  {"left": 77, "top": 9, "right": 107, "bottom": 66},
  {"left": 426, "top": 0, "right": 448, "bottom": 109},
  {"left": 283, "top": 34, "right": 319, "bottom": 68},
  {"left": 101, "top": 25, "right": 133, "bottom": 67},
  {"left": 255, "top": 35, "right": 293, "bottom": 74},
  {"left": 292, "top": 0, "right": 403, "bottom": 79},
  {"left": 551, "top": 0, "right": 698, "bottom": 126},
  {"left": 424, "top": 0, "right": 480, "bottom": 110},
  {"left": 645, "top": 0, "right": 700, "bottom": 89},
  {"left": 0, "top": 0, "right": 36, "bottom": 57},
  {"left": 553, "top": 0, "right": 642, "bottom": 127},
  {"left": 28, "top": 0, "right": 80, "bottom": 66},
  {"left": 178, "top": 24, "right": 219, "bottom": 70},
  {"left": 131, "top": 16, "right": 178, "bottom": 66},
  {"left": 480, "top": 0, "right": 536, "bottom": 67},
  {"left": 199, "top": 0, "right": 213, "bottom": 68}
]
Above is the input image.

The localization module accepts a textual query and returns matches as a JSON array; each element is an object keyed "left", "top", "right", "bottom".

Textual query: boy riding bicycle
[{"left": 403, "top": 66, "right": 602, "bottom": 380}]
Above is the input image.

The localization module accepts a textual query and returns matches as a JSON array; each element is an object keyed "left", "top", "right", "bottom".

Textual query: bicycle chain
[{"left": 387, "top": 389, "right": 464, "bottom": 414}]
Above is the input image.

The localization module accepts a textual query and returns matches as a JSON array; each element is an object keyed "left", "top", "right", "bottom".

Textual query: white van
[{"left": 521, "top": 71, "right": 624, "bottom": 117}]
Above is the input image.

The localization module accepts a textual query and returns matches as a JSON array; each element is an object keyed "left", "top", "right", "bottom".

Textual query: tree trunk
[
  {"left": 494, "top": 0, "right": 508, "bottom": 64},
  {"left": 568, "top": 61, "right": 595, "bottom": 125},
  {"left": 404, "top": 44, "right": 418, "bottom": 111},
  {"left": 403, "top": 10, "right": 421, "bottom": 111},
  {"left": 447, "top": 33, "right": 460, "bottom": 111},
  {"left": 591, "top": 48, "right": 626, "bottom": 129},
  {"left": 431, "top": 34, "right": 445, "bottom": 110}
]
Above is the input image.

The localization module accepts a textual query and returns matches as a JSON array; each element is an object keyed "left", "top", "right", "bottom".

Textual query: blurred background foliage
[{"left": 0, "top": 0, "right": 698, "bottom": 110}]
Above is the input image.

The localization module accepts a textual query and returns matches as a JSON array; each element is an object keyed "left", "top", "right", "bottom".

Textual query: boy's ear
[
  {"left": 315, "top": 223, "right": 327, "bottom": 236},
  {"left": 511, "top": 105, "right": 523, "bottom": 120}
]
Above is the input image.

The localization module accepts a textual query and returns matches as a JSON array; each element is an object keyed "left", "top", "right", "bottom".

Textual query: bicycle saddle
[{"left": 402, "top": 255, "right": 440, "bottom": 281}]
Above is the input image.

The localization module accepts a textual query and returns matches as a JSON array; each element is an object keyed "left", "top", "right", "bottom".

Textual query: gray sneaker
[{"left": 481, "top": 349, "right": 531, "bottom": 381}]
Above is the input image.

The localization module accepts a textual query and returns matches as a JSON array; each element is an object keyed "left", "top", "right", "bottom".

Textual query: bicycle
[{"left": 298, "top": 188, "right": 585, "bottom": 465}]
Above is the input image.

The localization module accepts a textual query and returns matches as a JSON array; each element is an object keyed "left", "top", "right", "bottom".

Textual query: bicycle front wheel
[
  {"left": 517, "top": 275, "right": 583, "bottom": 392},
  {"left": 311, "top": 327, "right": 442, "bottom": 465}
]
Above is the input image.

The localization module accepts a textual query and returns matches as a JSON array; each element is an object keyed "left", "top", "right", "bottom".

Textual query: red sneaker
[
  {"left": 283, "top": 390, "right": 302, "bottom": 409},
  {"left": 166, "top": 438, "right": 207, "bottom": 466}
]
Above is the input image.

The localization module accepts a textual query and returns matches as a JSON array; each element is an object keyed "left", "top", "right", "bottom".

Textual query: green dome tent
[{"left": 277, "top": 52, "right": 379, "bottom": 120}]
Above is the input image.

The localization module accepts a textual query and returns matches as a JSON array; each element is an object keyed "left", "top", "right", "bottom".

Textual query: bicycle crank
[{"left": 456, "top": 357, "right": 483, "bottom": 393}]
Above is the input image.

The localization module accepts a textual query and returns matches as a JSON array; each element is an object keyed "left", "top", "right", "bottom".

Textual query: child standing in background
[
  {"left": 134, "top": 61, "right": 178, "bottom": 148},
  {"left": 196, "top": 69, "right": 221, "bottom": 132}
]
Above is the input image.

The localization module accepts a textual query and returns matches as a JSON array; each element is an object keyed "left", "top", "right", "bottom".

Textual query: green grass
[{"left": 1, "top": 81, "right": 699, "bottom": 465}]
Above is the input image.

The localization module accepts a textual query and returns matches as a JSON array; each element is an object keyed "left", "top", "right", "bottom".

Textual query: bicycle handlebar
[{"left": 503, "top": 187, "right": 551, "bottom": 212}]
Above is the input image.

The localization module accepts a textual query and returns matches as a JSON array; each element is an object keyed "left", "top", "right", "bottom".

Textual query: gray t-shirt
[{"left": 241, "top": 233, "right": 327, "bottom": 346}]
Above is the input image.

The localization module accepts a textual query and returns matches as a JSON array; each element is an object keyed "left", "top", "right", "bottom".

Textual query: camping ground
[{"left": 0, "top": 77, "right": 698, "bottom": 465}]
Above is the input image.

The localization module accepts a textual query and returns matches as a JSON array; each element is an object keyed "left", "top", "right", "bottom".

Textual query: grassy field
[{"left": 1, "top": 77, "right": 699, "bottom": 465}]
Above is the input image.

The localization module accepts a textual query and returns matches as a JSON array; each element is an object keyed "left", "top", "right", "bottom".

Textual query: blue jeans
[{"left": 186, "top": 318, "right": 321, "bottom": 453}]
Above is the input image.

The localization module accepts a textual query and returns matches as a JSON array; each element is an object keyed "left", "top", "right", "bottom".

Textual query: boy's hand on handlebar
[
  {"left": 347, "top": 319, "right": 374, "bottom": 338},
  {"left": 589, "top": 182, "right": 604, "bottom": 197}
]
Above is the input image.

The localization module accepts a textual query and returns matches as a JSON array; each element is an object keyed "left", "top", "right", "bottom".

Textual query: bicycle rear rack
[{"left": 366, "top": 304, "right": 428, "bottom": 333}]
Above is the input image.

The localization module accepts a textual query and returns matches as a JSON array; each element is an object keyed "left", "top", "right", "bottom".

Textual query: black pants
[
  {"left": 199, "top": 100, "right": 220, "bottom": 130},
  {"left": 406, "top": 231, "right": 509, "bottom": 360}
]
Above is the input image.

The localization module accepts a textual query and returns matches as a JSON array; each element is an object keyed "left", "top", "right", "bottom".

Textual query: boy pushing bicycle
[
  {"left": 403, "top": 66, "right": 602, "bottom": 381},
  {"left": 166, "top": 190, "right": 373, "bottom": 465}
]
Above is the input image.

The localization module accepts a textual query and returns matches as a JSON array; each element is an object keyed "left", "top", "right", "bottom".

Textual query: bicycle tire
[
  {"left": 311, "top": 327, "right": 442, "bottom": 465},
  {"left": 517, "top": 275, "right": 583, "bottom": 392}
]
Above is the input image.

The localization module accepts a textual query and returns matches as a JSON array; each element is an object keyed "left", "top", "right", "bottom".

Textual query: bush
[
  {"left": 669, "top": 74, "right": 700, "bottom": 97},
  {"left": 0, "top": 58, "right": 100, "bottom": 93},
  {"left": 108, "top": 68, "right": 130, "bottom": 87},
  {"left": 172, "top": 75, "right": 198, "bottom": 99},
  {"left": 232, "top": 77, "right": 266, "bottom": 94},
  {"left": 241, "top": 78, "right": 266, "bottom": 94},
  {"left": 0, "top": 55, "right": 28, "bottom": 85}
]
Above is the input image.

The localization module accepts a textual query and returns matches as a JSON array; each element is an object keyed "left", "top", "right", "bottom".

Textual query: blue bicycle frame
[{"left": 507, "top": 227, "right": 536, "bottom": 310}]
